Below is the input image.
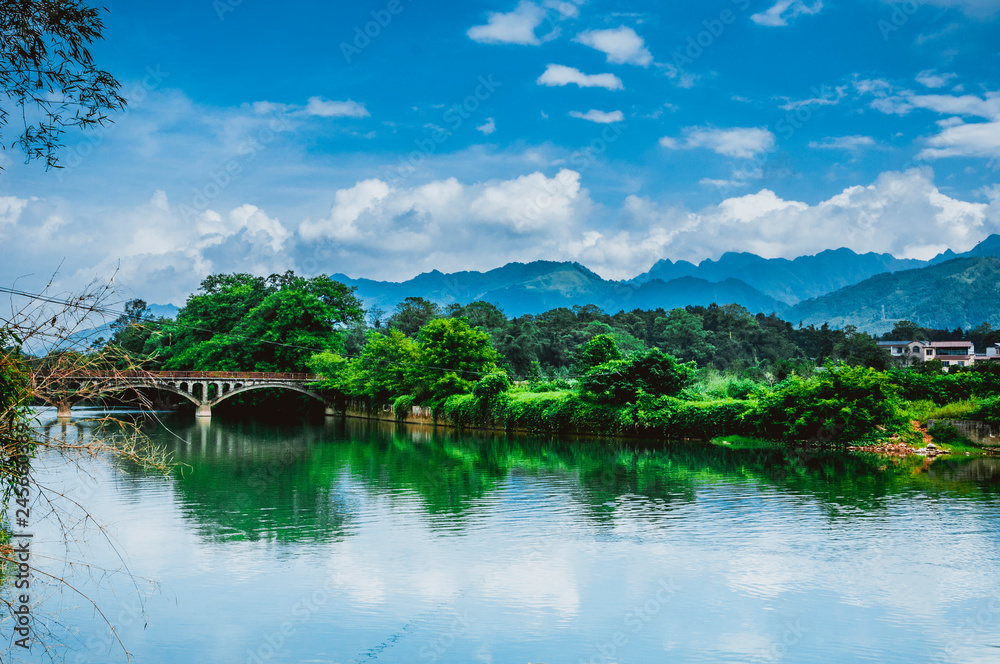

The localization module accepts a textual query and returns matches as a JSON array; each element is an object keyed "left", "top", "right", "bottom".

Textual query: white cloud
[
  {"left": 916, "top": 70, "right": 957, "bottom": 89},
  {"left": 660, "top": 126, "right": 776, "bottom": 159},
  {"left": 575, "top": 27, "right": 653, "bottom": 66},
  {"left": 902, "top": 0, "right": 1000, "bottom": 18},
  {"left": 477, "top": 117, "right": 497, "bottom": 135},
  {"left": 751, "top": 0, "right": 824, "bottom": 26},
  {"left": 250, "top": 97, "right": 369, "bottom": 119},
  {"left": 537, "top": 64, "right": 624, "bottom": 90},
  {"left": 569, "top": 109, "right": 625, "bottom": 124},
  {"left": 296, "top": 169, "right": 589, "bottom": 274},
  {"left": 719, "top": 189, "right": 808, "bottom": 222},
  {"left": 468, "top": 1, "right": 547, "bottom": 45},
  {"left": 544, "top": 0, "right": 579, "bottom": 18},
  {"left": 919, "top": 120, "right": 1000, "bottom": 159},
  {"left": 778, "top": 86, "right": 846, "bottom": 111},
  {"left": 0, "top": 195, "right": 29, "bottom": 228},
  {"left": 303, "top": 97, "right": 370, "bottom": 118},
  {"left": 909, "top": 92, "right": 1000, "bottom": 118},
  {"left": 808, "top": 135, "right": 876, "bottom": 150},
  {"left": 586, "top": 168, "right": 998, "bottom": 277}
]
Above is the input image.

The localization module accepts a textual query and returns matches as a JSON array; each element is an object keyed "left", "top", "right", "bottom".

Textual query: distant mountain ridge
[
  {"left": 332, "top": 262, "right": 785, "bottom": 317},
  {"left": 787, "top": 256, "right": 1000, "bottom": 333},
  {"left": 331, "top": 234, "right": 1000, "bottom": 320}
]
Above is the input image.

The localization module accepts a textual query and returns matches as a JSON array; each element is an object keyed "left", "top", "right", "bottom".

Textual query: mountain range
[{"left": 331, "top": 234, "right": 1000, "bottom": 331}]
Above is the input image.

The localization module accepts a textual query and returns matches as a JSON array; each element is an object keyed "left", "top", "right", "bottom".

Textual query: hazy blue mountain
[
  {"left": 786, "top": 257, "right": 1000, "bottom": 333},
  {"left": 333, "top": 262, "right": 785, "bottom": 317},
  {"left": 628, "top": 234, "right": 1000, "bottom": 305}
]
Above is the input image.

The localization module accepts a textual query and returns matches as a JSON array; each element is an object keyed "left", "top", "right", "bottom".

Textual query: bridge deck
[{"left": 58, "top": 371, "right": 319, "bottom": 381}]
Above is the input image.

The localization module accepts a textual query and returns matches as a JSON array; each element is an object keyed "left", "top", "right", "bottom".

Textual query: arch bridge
[{"left": 36, "top": 371, "right": 337, "bottom": 419}]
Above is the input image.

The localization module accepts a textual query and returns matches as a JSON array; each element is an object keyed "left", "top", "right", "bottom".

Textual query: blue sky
[{"left": 1, "top": 0, "right": 1000, "bottom": 305}]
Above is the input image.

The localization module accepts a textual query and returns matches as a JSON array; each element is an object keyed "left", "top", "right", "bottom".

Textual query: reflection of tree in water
[
  {"left": 147, "top": 414, "right": 1000, "bottom": 543},
  {"left": 160, "top": 417, "right": 357, "bottom": 544}
]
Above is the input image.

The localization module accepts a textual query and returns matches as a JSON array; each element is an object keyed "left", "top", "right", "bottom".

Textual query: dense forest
[{"left": 89, "top": 271, "right": 1000, "bottom": 449}]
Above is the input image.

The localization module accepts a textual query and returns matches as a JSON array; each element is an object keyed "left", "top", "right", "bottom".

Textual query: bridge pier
[
  {"left": 325, "top": 407, "right": 336, "bottom": 417},
  {"left": 57, "top": 402, "right": 72, "bottom": 419},
  {"left": 196, "top": 404, "right": 212, "bottom": 418}
]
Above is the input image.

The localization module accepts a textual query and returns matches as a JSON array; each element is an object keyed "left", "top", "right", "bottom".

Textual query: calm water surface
[{"left": 11, "top": 410, "right": 1000, "bottom": 663}]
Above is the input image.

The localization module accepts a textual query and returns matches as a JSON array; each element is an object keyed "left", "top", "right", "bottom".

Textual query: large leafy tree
[
  {"left": 653, "top": 308, "right": 716, "bottom": 366},
  {"left": 159, "top": 272, "right": 364, "bottom": 372},
  {"left": 0, "top": 0, "right": 127, "bottom": 169},
  {"left": 388, "top": 296, "right": 441, "bottom": 337},
  {"left": 411, "top": 317, "right": 500, "bottom": 403}
]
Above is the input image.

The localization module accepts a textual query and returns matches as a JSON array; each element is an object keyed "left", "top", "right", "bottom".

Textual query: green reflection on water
[{"left": 145, "top": 415, "right": 1000, "bottom": 543}]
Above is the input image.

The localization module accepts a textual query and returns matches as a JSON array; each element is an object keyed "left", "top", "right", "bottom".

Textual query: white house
[{"left": 877, "top": 340, "right": 977, "bottom": 369}]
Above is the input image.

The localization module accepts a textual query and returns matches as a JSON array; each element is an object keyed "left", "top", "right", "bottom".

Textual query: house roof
[{"left": 928, "top": 341, "right": 974, "bottom": 348}]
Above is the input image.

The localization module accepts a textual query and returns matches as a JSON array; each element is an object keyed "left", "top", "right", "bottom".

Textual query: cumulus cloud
[
  {"left": 537, "top": 64, "right": 624, "bottom": 90},
  {"left": 660, "top": 126, "right": 776, "bottom": 159},
  {"left": 575, "top": 27, "right": 653, "bottom": 66},
  {"left": 576, "top": 168, "right": 999, "bottom": 278},
  {"left": 476, "top": 117, "right": 497, "bottom": 135},
  {"left": 467, "top": 1, "right": 548, "bottom": 45},
  {"left": 751, "top": 0, "right": 824, "bottom": 26},
  {"left": 569, "top": 109, "right": 624, "bottom": 123},
  {"left": 296, "top": 169, "right": 590, "bottom": 278}
]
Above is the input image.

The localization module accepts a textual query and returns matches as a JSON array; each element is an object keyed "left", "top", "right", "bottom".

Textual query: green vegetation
[{"left": 86, "top": 271, "right": 1000, "bottom": 450}]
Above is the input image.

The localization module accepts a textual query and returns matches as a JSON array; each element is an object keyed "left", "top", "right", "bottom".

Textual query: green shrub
[
  {"left": 974, "top": 396, "right": 1000, "bottom": 424},
  {"left": 393, "top": 394, "right": 416, "bottom": 419},
  {"left": 750, "top": 364, "right": 903, "bottom": 444},
  {"left": 636, "top": 395, "right": 751, "bottom": 439},
  {"left": 905, "top": 399, "right": 980, "bottom": 423},
  {"left": 580, "top": 348, "right": 695, "bottom": 405}
]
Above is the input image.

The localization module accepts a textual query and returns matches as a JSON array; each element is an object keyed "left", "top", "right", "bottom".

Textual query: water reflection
[
  {"left": 145, "top": 414, "right": 1000, "bottom": 544},
  {"left": 18, "top": 412, "right": 1000, "bottom": 664}
]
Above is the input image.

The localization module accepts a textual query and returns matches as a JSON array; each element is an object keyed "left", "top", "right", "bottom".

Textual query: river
[{"left": 10, "top": 409, "right": 1000, "bottom": 663}]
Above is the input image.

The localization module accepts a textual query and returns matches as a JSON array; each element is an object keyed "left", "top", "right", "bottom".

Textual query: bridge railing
[{"left": 51, "top": 371, "right": 320, "bottom": 381}]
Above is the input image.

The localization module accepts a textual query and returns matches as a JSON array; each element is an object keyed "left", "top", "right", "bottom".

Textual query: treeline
[
  {"left": 104, "top": 272, "right": 890, "bottom": 378},
  {"left": 97, "top": 271, "right": 1000, "bottom": 444}
]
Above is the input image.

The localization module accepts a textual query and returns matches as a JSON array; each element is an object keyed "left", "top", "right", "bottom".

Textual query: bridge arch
[{"left": 206, "top": 383, "right": 332, "bottom": 409}]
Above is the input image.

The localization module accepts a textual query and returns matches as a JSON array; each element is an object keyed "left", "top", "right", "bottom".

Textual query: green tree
[
  {"left": 106, "top": 298, "right": 155, "bottom": 360},
  {"left": 573, "top": 333, "right": 621, "bottom": 373},
  {"left": 835, "top": 327, "right": 891, "bottom": 370},
  {"left": 411, "top": 318, "right": 500, "bottom": 403},
  {"left": 0, "top": 0, "right": 127, "bottom": 169},
  {"left": 389, "top": 297, "right": 441, "bottom": 337},
  {"left": 579, "top": 348, "right": 696, "bottom": 405},
  {"left": 160, "top": 273, "right": 363, "bottom": 372},
  {"left": 653, "top": 308, "right": 716, "bottom": 366}
]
